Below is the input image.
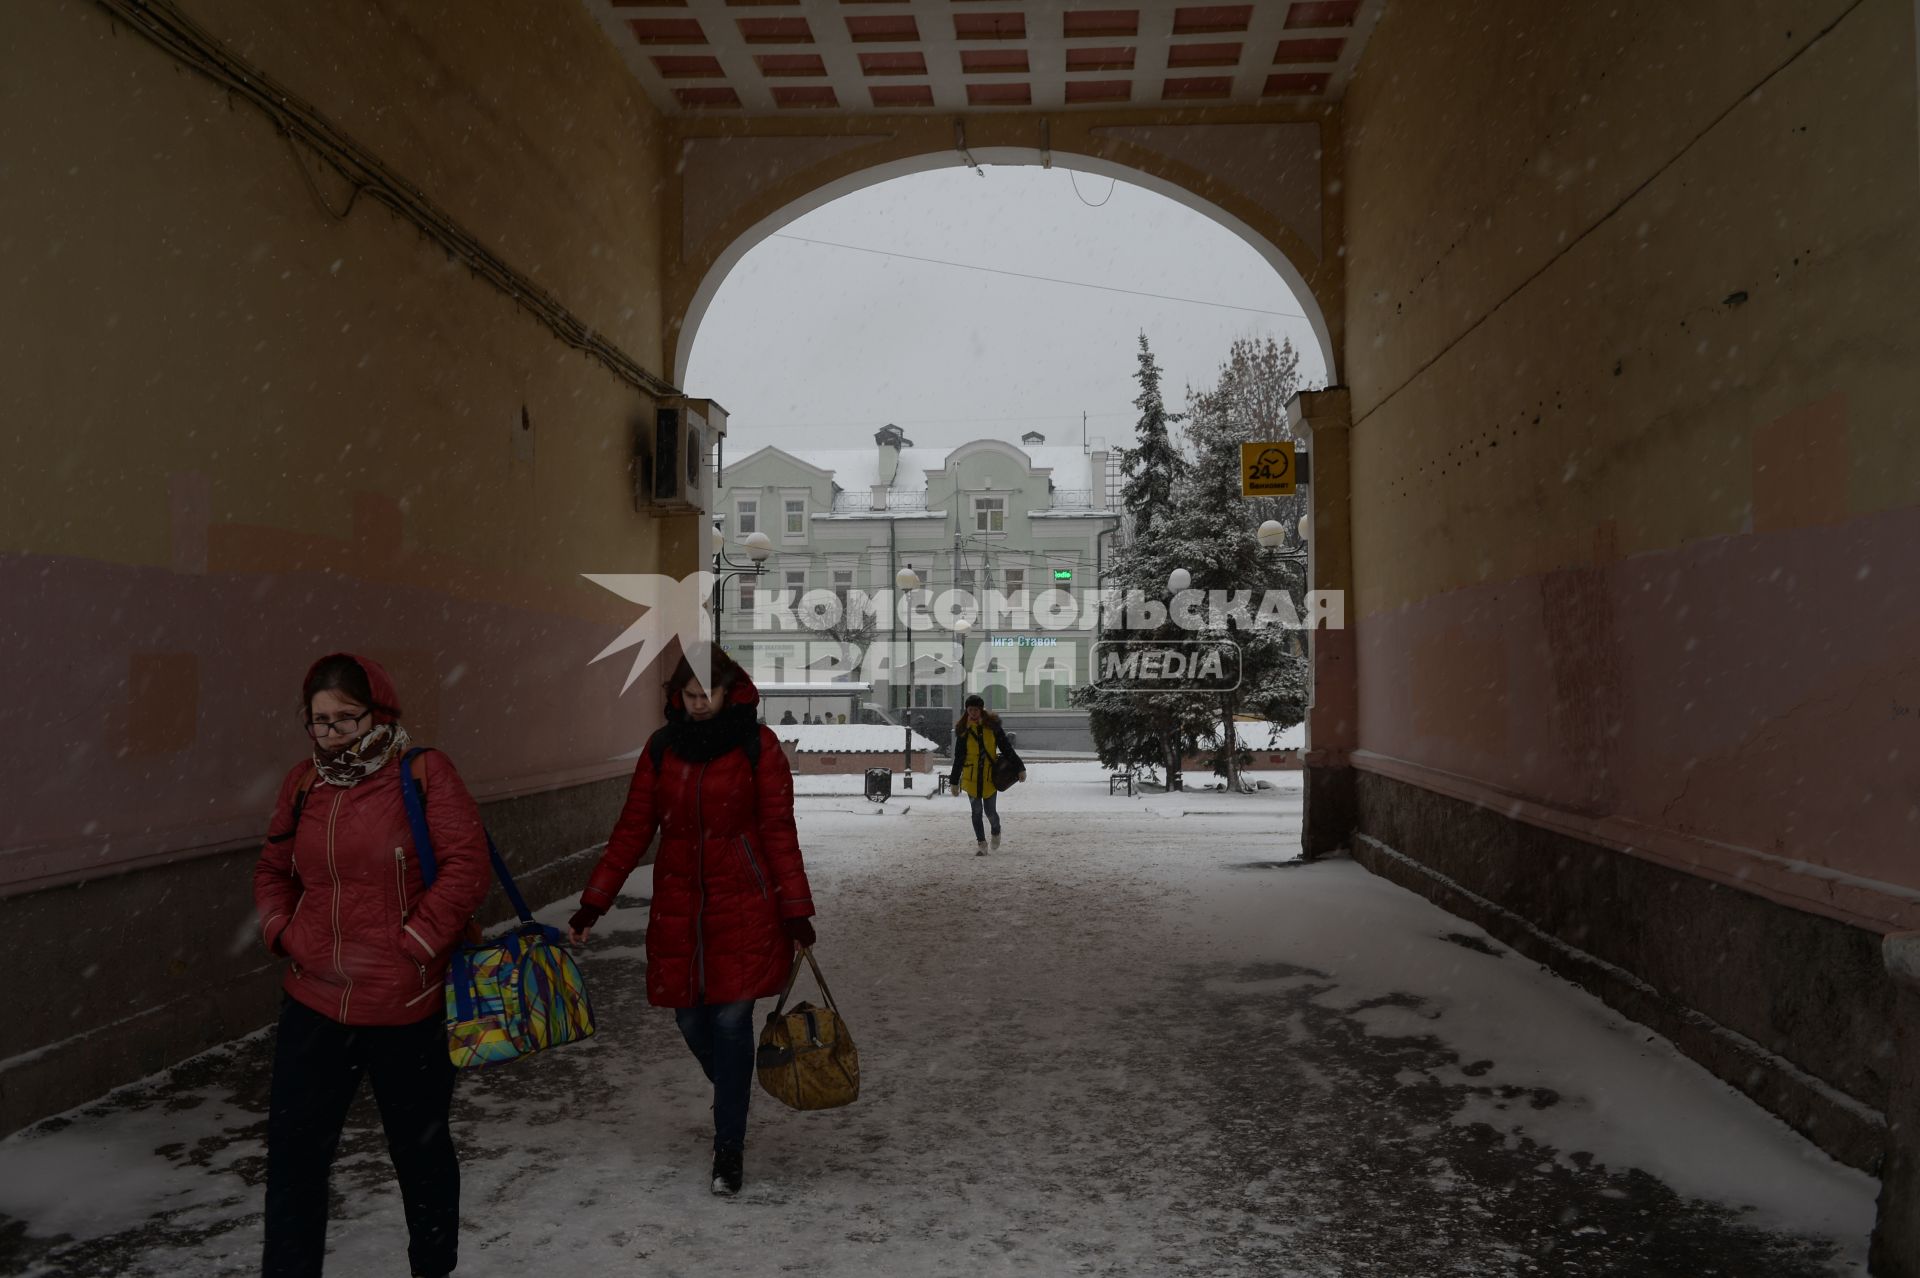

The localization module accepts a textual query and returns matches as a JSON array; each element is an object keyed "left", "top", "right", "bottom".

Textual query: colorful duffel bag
[{"left": 400, "top": 748, "right": 597, "bottom": 1069}]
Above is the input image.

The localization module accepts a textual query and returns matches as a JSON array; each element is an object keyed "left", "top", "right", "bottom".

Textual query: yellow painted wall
[
  {"left": 0, "top": 0, "right": 688, "bottom": 884},
  {"left": 5, "top": 0, "right": 672, "bottom": 590},
  {"left": 1340, "top": 0, "right": 1920, "bottom": 923},
  {"left": 1343, "top": 0, "right": 1919, "bottom": 613}
]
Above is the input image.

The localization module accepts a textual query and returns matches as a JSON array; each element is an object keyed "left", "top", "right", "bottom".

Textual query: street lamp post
[
  {"left": 953, "top": 616, "right": 973, "bottom": 699},
  {"left": 1166, "top": 567, "right": 1192, "bottom": 791},
  {"left": 895, "top": 564, "right": 921, "bottom": 787},
  {"left": 713, "top": 530, "right": 774, "bottom": 635}
]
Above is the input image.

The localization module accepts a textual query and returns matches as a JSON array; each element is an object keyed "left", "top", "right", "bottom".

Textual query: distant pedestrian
[
  {"left": 948, "top": 693, "right": 1025, "bottom": 855},
  {"left": 253, "top": 653, "right": 492, "bottom": 1278},
  {"left": 568, "top": 643, "right": 817, "bottom": 1196},
  {"left": 779, "top": 709, "right": 797, "bottom": 725},
  {"left": 837, "top": 713, "right": 848, "bottom": 724}
]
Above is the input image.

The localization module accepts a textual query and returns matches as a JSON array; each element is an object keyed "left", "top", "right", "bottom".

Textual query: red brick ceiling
[{"left": 597, "top": 0, "right": 1379, "bottom": 114}]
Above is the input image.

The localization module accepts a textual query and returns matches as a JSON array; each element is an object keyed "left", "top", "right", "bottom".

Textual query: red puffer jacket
[
  {"left": 581, "top": 674, "right": 813, "bottom": 1008},
  {"left": 253, "top": 657, "right": 492, "bottom": 1025}
]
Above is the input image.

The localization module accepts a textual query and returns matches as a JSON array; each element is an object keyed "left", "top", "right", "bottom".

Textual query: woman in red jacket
[
  {"left": 568, "top": 643, "right": 816, "bottom": 1196},
  {"left": 253, "top": 653, "right": 492, "bottom": 1278}
]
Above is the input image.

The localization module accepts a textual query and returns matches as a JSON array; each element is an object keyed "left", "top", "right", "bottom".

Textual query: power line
[
  {"left": 733, "top": 409, "right": 1135, "bottom": 431},
  {"left": 769, "top": 233, "right": 1311, "bottom": 320}
]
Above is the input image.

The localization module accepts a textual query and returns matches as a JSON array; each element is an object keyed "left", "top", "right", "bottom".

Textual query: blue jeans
[
  {"left": 674, "top": 999, "right": 756, "bottom": 1153},
  {"left": 969, "top": 793, "right": 1001, "bottom": 840}
]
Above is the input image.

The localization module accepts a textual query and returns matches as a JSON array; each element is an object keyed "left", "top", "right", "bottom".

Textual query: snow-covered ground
[{"left": 0, "top": 762, "right": 1875, "bottom": 1276}]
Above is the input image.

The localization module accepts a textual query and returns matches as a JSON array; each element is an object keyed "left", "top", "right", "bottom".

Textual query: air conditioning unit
[{"left": 644, "top": 397, "right": 728, "bottom": 516}]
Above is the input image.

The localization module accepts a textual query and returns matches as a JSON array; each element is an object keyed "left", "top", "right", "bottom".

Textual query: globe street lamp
[
  {"left": 895, "top": 564, "right": 921, "bottom": 787},
  {"left": 1255, "top": 516, "right": 1308, "bottom": 561},
  {"left": 713, "top": 529, "right": 774, "bottom": 632}
]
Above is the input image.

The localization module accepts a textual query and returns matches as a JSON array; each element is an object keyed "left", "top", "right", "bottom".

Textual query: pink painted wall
[
  {"left": 0, "top": 550, "right": 663, "bottom": 894},
  {"left": 1357, "top": 502, "right": 1920, "bottom": 931},
  {"left": 1340, "top": 0, "right": 1920, "bottom": 933}
]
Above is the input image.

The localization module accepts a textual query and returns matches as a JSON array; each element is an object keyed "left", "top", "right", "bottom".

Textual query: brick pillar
[
  {"left": 1288, "top": 387, "right": 1357, "bottom": 860},
  {"left": 1873, "top": 932, "right": 1920, "bottom": 1275}
]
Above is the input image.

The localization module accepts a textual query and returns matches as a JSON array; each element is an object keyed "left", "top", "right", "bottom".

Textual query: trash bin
[{"left": 864, "top": 767, "right": 892, "bottom": 803}]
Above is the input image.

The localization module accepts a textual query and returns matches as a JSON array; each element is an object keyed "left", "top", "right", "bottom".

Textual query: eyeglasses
[{"left": 305, "top": 709, "right": 371, "bottom": 739}]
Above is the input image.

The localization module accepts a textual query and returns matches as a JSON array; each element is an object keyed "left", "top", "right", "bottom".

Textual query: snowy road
[{"left": 0, "top": 764, "right": 1877, "bottom": 1276}]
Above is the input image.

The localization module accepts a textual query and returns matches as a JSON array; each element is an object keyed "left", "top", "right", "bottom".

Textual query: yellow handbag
[{"left": 755, "top": 948, "right": 860, "bottom": 1111}]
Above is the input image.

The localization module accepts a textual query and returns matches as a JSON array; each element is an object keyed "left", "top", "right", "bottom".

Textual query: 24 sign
[{"left": 1240, "top": 442, "right": 1297, "bottom": 497}]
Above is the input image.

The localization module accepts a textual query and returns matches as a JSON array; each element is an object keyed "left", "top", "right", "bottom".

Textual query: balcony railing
[
  {"left": 822, "top": 488, "right": 1109, "bottom": 515},
  {"left": 829, "top": 491, "right": 930, "bottom": 514}
]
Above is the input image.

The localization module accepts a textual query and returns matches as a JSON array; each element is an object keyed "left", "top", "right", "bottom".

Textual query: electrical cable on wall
[{"left": 94, "top": 0, "right": 680, "bottom": 401}]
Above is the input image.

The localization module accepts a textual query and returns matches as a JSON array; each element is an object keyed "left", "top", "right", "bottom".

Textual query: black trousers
[{"left": 262, "top": 997, "right": 459, "bottom": 1278}]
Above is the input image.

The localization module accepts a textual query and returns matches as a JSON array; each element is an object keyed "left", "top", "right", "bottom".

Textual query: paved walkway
[{"left": 0, "top": 766, "right": 1875, "bottom": 1276}]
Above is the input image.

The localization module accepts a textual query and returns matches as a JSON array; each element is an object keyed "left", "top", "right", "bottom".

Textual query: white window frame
[
  {"left": 780, "top": 489, "right": 808, "bottom": 544},
  {"left": 738, "top": 578, "right": 757, "bottom": 615},
  {"left": 973, "top": 495, "right": 1006, "bottom": 534},
  {"left": 735, "top": 495, "right": 758, "bottom": 537},
  {"left": 1003, "top": 565, "right": 1026, "bottom": 598},
  {"left": 784, "top": 567, "right": 807, "bottom": 601},
  {"left": 831, "top": 566, "right": 854, "bottom": 609}
]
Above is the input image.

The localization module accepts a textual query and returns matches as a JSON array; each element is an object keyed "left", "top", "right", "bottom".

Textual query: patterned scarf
[{"left": 312, "top": 721, "right": 412, "bottom": 787}]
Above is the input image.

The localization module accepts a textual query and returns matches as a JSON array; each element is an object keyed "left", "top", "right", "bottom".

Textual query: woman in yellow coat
[{"left": 948, "top": 693, "right": 1026, "bottom": 855}]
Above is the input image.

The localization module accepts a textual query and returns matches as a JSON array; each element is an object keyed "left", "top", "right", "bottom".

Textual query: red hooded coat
[
  {"left": 581, "top": 671, "right": 814, "bottom": 1008},
  {"left": 253, "top": 654, "right": 493, "bottom": 1025}
]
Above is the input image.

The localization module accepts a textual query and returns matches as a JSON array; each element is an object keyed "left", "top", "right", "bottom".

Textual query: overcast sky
[{"left": 683, "top": 164, "right": 1327, "bottom": 459}]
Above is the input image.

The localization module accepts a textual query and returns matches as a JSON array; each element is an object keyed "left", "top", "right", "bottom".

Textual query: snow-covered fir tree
[
  {"left": 1115, "top": 333, "right": 1184, "bottom": 542},
  {"left": 1168, "top": 336, "right": 1309, "bottom": 790},
  {"left": 1080, "top": 335, "right": 1310, "bottom": 792}
]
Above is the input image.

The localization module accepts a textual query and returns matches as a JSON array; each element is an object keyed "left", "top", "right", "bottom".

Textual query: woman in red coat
[
  {"left": 253, "top": 653, "right": 492, "bottom": 1278},
  {"left": 568, "top": 643, "right": 816, "bottom": 1196}
]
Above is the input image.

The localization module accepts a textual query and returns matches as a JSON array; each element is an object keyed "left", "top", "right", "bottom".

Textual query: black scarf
[{"left": 660, "top": 700, "right": 759, "bottom": 763}]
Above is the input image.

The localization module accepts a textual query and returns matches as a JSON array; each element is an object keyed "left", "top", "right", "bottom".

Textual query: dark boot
[{"left": 711, "top": 1148, "right": 744, "bottom": 1196}]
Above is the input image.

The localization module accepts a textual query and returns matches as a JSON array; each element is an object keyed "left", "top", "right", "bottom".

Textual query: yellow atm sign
[{"left": 1240, "top": 442, "right": 1297, "bottom": 497}]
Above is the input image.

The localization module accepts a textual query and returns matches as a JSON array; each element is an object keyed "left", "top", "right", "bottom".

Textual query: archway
[
  {"left": 670, "top": 146, "right": 1337, "bottom": 388},
  {"left": 681, "top": 150, "right": 1336, "bottom": 821}
]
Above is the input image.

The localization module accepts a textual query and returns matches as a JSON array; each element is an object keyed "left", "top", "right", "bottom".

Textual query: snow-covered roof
[
  {"left": 772, "top": 724, "right": 941, "bottom": 753},
  {"left": 1021, "top": 446, "right": 1103, "bottom": 485},
  {"left": 788, "top": 447, "right": 944, "bottom": 494},
  {"left": 788, "top": 443, "right": 1104, "bottom": 495},
  {"left": 1196, "top": 719, "right": 1305, "bottom": 751}
]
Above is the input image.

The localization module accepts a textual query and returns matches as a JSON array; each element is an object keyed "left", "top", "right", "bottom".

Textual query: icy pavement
[{"left": 0, "top": 762, "right": 1877, "bottom": 1276}]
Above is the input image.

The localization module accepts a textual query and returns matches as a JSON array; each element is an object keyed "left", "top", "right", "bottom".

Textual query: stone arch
[{"left": 665, "top": 119, "right": 1342, "bottom": 389}]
